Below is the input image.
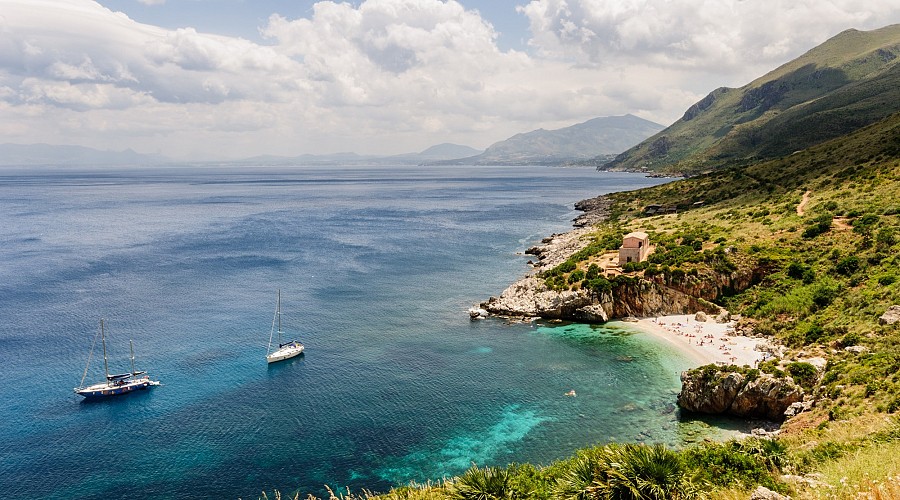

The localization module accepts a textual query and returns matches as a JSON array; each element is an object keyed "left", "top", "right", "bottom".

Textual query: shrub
[
  {"left": 786, "top": 261, "right": 809, "bottom": 280},
  {"left": 787, "top": 362, "right": 818, "bottom": 390},
  {"left": 835, "top": 256, "right": 860, "bottom": 276},
  {"left": 568, "top": 270, "right": 585, "bottom": 284},
  {"left": 878, "top": 274, "right": 897, "bottom": 286},
  {"left": 448, "top": 465, "right": 512, "bottom": 500},
  {"left": 853, "top": 214, "right": 880, "bottom": 235},
  {"left": 802, "top": 214, "right": 832, "bottom": 239},
  {"left": 876, "top": 227, "right": 897, "bottom": 249},
  {"left": 811, "top": 284, "right": 839, "bottom": 310},
  {"left": 557, "top": 444, "right": 701, "bottom": 500},
  {"left": 584, "top": 277, "right": 612, "bottom": 297},
  {"left": 804, "top": 324, "right": 826, "bottom": 344},
  {"left": 683, "top": 440, "right": 781, "bottom": 491},
  {"left": 889, "top": 396, "right": 900, "bottom": 414}
]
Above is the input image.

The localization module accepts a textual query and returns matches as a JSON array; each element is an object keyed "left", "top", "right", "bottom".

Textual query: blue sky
[
  {"left": 2, "top": 1, "right": 900, "bottom": 160},
  {"left": 95, "top": 0, "right": 533, "bottom": 51}
]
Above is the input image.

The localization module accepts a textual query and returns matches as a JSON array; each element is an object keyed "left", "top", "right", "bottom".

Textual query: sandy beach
[{"left": 630, "top": 314, "right": 767, "bottom": 368}]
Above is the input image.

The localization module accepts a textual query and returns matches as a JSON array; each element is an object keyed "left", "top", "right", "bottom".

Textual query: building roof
[{"left": 623, "top": 231, "right": 649, "bottom": 240}]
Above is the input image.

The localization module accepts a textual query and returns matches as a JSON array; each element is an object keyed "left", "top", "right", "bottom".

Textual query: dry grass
[{"left": 813, "top": 441, "right": 900, "bottom": 498}]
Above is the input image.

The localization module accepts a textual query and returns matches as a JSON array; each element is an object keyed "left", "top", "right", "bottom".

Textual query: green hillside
[{"left": 604, "top": 24, "right": 900, "bottom": 175}]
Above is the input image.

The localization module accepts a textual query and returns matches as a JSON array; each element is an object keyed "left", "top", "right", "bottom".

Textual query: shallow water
[{"left": 0, "top": 165, "right": 734, "bottom": 499}]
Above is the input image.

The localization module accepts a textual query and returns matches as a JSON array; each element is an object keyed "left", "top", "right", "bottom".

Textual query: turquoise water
[{"left": 0, "top": 165, "right": 730, "bottom": 499}]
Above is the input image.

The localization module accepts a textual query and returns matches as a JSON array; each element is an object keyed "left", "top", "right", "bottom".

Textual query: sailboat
[
  {"left": 74, "top": 319, "right": 160, "bottom": 399},
  {"left": 266, "top": 289, "right": 304, "bottom": 363}
]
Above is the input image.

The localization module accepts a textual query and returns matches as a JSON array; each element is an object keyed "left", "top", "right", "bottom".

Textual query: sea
[{"left": 0, "top": 165, "right": 740, "bottom": 499}]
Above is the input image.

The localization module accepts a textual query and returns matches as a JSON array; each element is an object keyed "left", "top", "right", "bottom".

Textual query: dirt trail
[
  {"left": 796, "top": 190, "right": 811, "bottom": 216},
  {"left": 833, "top": 216, "right": 852, "bottom": 230}
]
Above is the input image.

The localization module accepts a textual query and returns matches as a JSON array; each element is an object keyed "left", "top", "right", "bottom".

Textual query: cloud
[
  {"left": 519, "top": 0, "right": 900, "bottom": 71},
  {"left": 0, "top": 0, "right": 899, "bottom": 159}
]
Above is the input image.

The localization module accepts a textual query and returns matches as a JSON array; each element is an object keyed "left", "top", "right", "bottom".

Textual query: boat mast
[
  {"left": 130, "top": 340, "right": 136, "bottom": 375},
  {"left": 100, "top": 319, "right": 110, "bottom": 385},
  {"left": 277, "top": 289, "right": 283, "bottom": 345}
]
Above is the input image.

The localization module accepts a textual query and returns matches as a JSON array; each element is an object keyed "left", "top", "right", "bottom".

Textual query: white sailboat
[
  {"left": 74, "top": 319, "right": 160, "bottom": 399},
  {"left": 266, "top": 289, "right": 304, "bottom": 363}
]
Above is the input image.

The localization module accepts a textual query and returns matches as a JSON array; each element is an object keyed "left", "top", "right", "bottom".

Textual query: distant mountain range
[
  {"left": 0, "top": 143, "right": 168, "bottom": 166},
  {"left": 0, "top": 114, "right": 663, "bottom": 167},
  {"left": 605, "top": 24, "right": 900, "bottom": 175},
  {"left": 432, "top": 114, "right": 664, "bottom": 166}
]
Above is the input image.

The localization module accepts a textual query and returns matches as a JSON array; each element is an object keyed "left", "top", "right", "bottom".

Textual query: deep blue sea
[{"left": 0, "top": 165, "right": 734, "bottom": 499}]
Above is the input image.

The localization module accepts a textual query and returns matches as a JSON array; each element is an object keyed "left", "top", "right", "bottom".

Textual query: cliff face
[
  {"left": 677, "top": 369, "right": 803, "bottom": 421},
  {"left": 477, "top": 196, "right": 768, "bottom": 323},
  {"left": 481, "top": 277, "right": 723, "bottom": 322},
  {"left": 479, "top": 249, "right": 759, "bottom": 323}
]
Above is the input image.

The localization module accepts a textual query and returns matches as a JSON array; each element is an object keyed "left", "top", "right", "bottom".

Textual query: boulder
[
  {"left": 879, "top": 305, "right": 900, "bottom": 325},
  {"left": 844, "top": 345, "right": 869, "bottom": 354},
  {"left": 694, "top": 311, "right": 708, "bottom": 322},
  {"left": 468, "top": 307, "right": 489, "bottom": 319},
  {"left": 784, "top": 400, "right": 813, "bottom": 419},
  {"left": 749, "top": 486, "right": 791, "bottom": 500},
  {"left": 678, "top": 369, "right": 804, "bottom": 421},
  {"left": 574, "top": 304, "right": 608, "bottom": 323}
]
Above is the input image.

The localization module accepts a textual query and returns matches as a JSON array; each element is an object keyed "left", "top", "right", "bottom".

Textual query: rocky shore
[
  {"left": 472, "top": 194, "right": 805, "bottom": 424},
  {"left": 472, "top": 194, "right": 723, "bottom": 322}
]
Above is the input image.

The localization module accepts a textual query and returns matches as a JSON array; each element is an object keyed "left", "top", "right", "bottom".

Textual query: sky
[{"left": 1, "top": 1, "right": 899, "bottom": 160}]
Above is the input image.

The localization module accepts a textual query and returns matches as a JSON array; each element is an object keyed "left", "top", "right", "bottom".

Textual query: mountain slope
[
  {"left": 438, "top": 114, "right": 663, "bottom": 165},
  {"left": 604, "top": 24, "right": 900, "bottom": 174}
]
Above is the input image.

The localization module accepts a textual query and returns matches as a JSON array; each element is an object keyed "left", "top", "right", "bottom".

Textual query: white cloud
[
  {"left": 0, "top": 0, "right": 898, "bottom": 159},
  {"left": 519, "top": 0, "right": 900, "bottom": 71}
]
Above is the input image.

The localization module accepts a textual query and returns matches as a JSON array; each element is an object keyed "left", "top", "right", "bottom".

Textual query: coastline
[
  {"left": 619, "top": 314, "right": 768, "bottom": 369},
  {"left": 480, "top": 193, "right": 772, "bottom": 371}
]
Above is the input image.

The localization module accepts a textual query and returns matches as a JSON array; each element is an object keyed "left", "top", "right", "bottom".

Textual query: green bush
[
  {"left": 811, "top": 283, "right": 839, "bottom": 310},
  {"left": 683, "top": 440, "right": 781, "bottom": 491},
  {"left": 878, "top": 274, "right": 897, "bottom": 286},
  {"left": 802, "top": 214, "right": 832, "bottom": 239},
  {"left": 584, "top": 277, "right": 612, "bottom": 297},
  {"left": 568, "top": 270, "right": 585, "bottom": 284},
  {"left": 853, "top": 214, "right": 880, "bottom": 236},
  {"left": 804, "top": 324, "right": 826, "bottom": 344},
  {"left": 835, "top": 256, "right": 860, "bottom": 276},
  {"left": 448, "top": 465, "right": 513, "bottom": 500},
  {"left": 786, "top": 261, "right": 809, "bottom": 280},
  {"left": 556, "top": 444, "right": 702, "bottom": 500},
  {"left": 786, "top": 362, "right": 818, "bottom": 390}
]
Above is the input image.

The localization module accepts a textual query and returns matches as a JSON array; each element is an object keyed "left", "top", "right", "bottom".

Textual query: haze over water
[{"left": 1, "top": 165, "right": 722, "bottom": 499}]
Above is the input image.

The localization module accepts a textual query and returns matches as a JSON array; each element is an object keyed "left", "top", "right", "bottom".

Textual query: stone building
[{"left": 618, "top": 231, "right": 650, "bottom": 265}]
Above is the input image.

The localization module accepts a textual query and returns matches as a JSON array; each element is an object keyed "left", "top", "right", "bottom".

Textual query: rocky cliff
[
  {"left": 476, "top": 208, "right": 762, "bottom": 322},
  {"left": 677, "top": 368, "right": 804, "bottom": 421},
  {"left": 480, "top": 273, "right": 724, "bottom": 322}
]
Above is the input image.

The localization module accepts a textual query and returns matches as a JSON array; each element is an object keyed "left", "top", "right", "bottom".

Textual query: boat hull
[
  {"left": 266, "top": 343, "right": 304, "bottom": 363},
  {"left": 74, "top": 377, "right": 158, "bottom": 399}
]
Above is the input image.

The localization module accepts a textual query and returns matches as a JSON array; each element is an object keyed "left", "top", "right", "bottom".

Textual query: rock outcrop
[
  {"left": 749, "top": 486, "right": 791, "bottom": 500},
  {"left": 477, "top": 195, "right": 766, "bottom": 323},
  {"left": 879, "top": 305, "right": 900, "bottom": 325},
  {"left": 481, "top": 269, "right": 725, "bottom": 322},
  {"left": 677, "top": 368, "right": 804, "bottom": 421}
]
